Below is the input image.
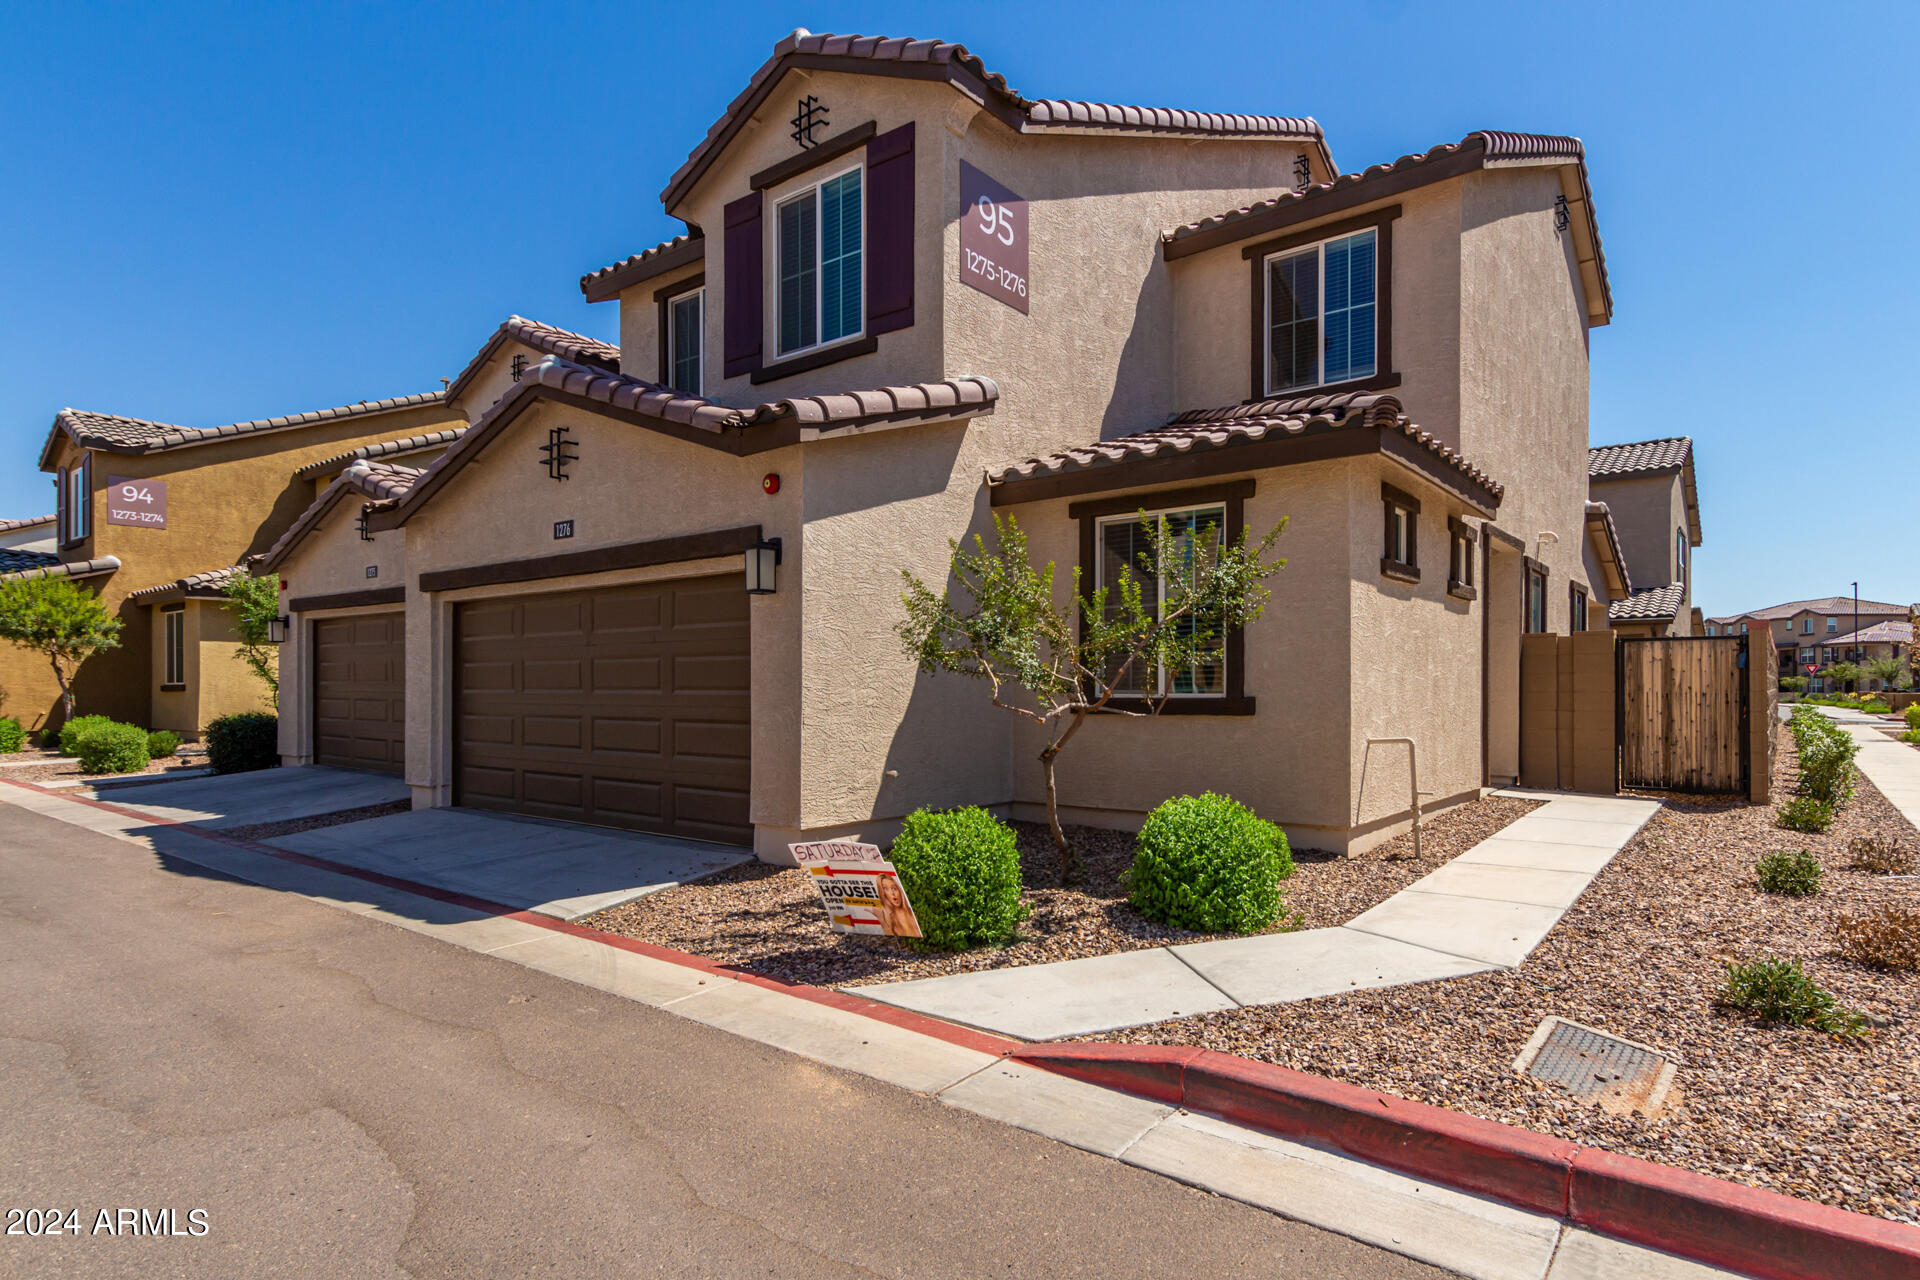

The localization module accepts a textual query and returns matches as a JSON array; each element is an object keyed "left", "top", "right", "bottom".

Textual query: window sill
[
  {"left": 1261, "top": 370, "right": 1401, "bottom": 401},
  {"left": 1095, "top": 695, "right": 1257, "bottom": 717},
  {"left": 160, "top": 684, "right": 186, "bottom": 693},
  {"left": 1380, "top": 558, "right": 1420, "bottom": 584},
  {"left": 1447, "top": 582, "right": 1477, "bottom": 601},
  {"left": 750, "top": 334, "right": 879, "bottom": 385}
]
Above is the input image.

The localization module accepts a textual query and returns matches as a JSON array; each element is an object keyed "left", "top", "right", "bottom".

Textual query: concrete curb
[{"left": 1010, "top": 1043, "right": 1920, "bottom": 1280}]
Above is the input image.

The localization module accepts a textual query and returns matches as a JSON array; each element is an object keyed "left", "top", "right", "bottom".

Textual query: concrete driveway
[
  {"left": 84, "top": 764, "right": 410, "bottom": 829},
  {"left": 264, "top": 807, "right": 752, "bottom": 920}
]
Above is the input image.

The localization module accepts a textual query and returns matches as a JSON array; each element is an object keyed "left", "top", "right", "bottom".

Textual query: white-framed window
[
  {"left": 67, "top": 457, "right": 90, "bottom": 542},
  {"left": 1803, "top": 617, "right": 1813, "bottom": 633},
  {"left": 1674, "top": 528, "right": 1687, "bottom": 592},
  {"left": 1826, "top": 616, "right": 1838, "bottom": 634},
  {"left": 1706, "top": 624, "right": 1717, "bottom": 635},
  {"left": 163, "top": 607, "right": 186, "bottom": 687},
  {"left": 1264, "top": 226, "right": 1377, "bottom": 394},
  {"left": 666, "top": 286, "right": 704, "bottom": 395},
  {"left": 1446, "top": 518, "right": 1475, "bottom": 596},
  {"left": 1095, "top": 504, "right": 1227, "bottom": 698},
  {"left": 774, "top": 164, "right": 863, "bottom": 358},
  {"left": 1525, "top": 565, "right": 1548, "bottom": 634},
  {"left": 1570, "top": 584, "right": 1589, "bottom": 632}
]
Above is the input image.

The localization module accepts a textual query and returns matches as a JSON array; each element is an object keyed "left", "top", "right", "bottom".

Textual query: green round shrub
[
  {"left": 72, "top": 722, "right": 150, "bottom": 774},
  {"left": 205, "top": 711, "right": 279, "bottom": 774},
  {"left": 146, "top": 729, "right": 182, "bottom": 759},
  {"left": 1778, "top": 795, "right": 1834, "bottom": 834},
  {"left": 0, "top": 716, "right": 24, "bottom": 753},
  {"left": 1756, "top": 848, "right": 1822, "bottom": 896},
  {"left": 58, "top": 714, "right": 116, "bottom": 757},
  {"left": 1718, "top": 956, "right": 1864, "bottom": 1036},
  {"left": 1128, "top": 792, "right": 1292, "bottom": 933},
  {"left": 887, "top": 806, "right": 1026, "bottom": 952}
]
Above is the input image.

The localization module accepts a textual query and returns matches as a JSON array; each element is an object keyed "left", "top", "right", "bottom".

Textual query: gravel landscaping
[
  {"left": 220, "top": 799, "right": 412, "bottom": 843},
  {"left": 0, "top": 748, "right": 206, "bottom": 787},
  {"left": 575, "top": 793, "right": 1542, "bottom": 989},
  {"left": 1091, "top": 723, "right": 1920, "bottom": 1224}
]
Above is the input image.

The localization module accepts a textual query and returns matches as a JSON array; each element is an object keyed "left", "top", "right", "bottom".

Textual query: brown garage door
[
  {"left": 312, "top": 612, "right": 406, "bottom": 773},
  {"left": 453, "top": 575, "right": 750, "bottom": 845}
]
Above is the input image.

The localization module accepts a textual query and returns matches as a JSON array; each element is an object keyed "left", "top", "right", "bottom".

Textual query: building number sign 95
[
  {"left": 959, "top": 161, "right": 1029, "bottom": 315},
  {"left": 105, "top": 476, "right": 167, "bottom": 529}
]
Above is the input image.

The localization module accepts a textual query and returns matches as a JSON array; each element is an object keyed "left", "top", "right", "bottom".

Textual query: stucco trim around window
[
  {"left": 1069, "top": 479, "right": 1256, "bottom": 716},
  {"left": 1246, "top": 206, "right": 1398, "bottom": 402}
]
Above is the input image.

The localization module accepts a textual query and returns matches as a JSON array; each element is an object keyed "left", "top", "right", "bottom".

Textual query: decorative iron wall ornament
[
  {"left": 357, "top": 505, "right": 374, "bottom": 542},
  {"left": 1293, "top": 153, "right": 1312, "bottom": 191},
  {"left": 511, "top": 352, "right": 527, "bottom": 382},
  {"left": 791, "top": 95, "right": 829, "bottom": 148},
  {"left": 1554, "top": 194, "right": 1571, "bottom": 232},
  {"left": 539, "top": 422, "right": 577, "bottom": 481}
]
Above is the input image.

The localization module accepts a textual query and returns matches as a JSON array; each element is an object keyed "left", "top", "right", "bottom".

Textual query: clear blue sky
[{"left": 2, "top": 1, "right": 1913, "bottom": 617}]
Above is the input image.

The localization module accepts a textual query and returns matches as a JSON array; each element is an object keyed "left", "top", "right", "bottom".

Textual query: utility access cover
[{"left": 1514, "top": 1017, "right": 1679, "bottom": 1119}]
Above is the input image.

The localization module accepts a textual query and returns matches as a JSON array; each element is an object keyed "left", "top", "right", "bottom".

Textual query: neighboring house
[
  {"left": 1706, "top": 595, "right": 1910, "bottom": 687},
  {"left": 1586, "top": 437, "right": 1701, "bottom": 637},
  {"left": 268, "top": 28, "right": 1619, "bottom": 858}
]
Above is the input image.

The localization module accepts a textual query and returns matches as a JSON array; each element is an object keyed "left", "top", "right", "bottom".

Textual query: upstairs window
[
  {"left": 776, "top": 167, "right": 862, "bottom": 357},
  {"left": 163, "top": 607, "right": 186, "bottom": 688},
  {"left": 666, "top": 286, "right": 704, "bottom": 395},
  {"left": 1447, "top": 517, "right": 1476, "bottom": 599},
  {"left": 1803, "top": 617, "right": 1813, "bottom": 634},
  {"left": 1826, "top": 616, "right": 1838, "bottom": 634},
  {"left": 1675, "top": 528, "right": 1687, "bottom": 592},
  {"left": 1380, "top": 483, "right": 1419, "bottom": 582},
  {"left": 1526, "top": 563, "right": 1549, "bottom": 633},
  {"left": 1265, "top": 227, "right": 1376, "bottom": 394},
  {"left": 1096, "top": 505, "right": 1227, "bottom": 699},
  {"left": 1570, "top": 584, "right": 1589, "bottom": 632}
]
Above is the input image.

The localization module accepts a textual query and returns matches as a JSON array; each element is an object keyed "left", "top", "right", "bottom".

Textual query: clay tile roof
[
  {"left": 444, "top": 316, "right": 620, "bottom": 405},
  {"left": 294, "top": 427, "right": 469, "bottom": 479},
  {"left": 126, "top": 565, "right": 244, "bottom": 603},
  {"left": 346, "top": 460, "right": 425, "bottom": 503},
  {"left": 579, "top": 233, "right": 706, "bottom": 302},
  {"left": 0, "top": 547, "right": 60, "bottom": 574},
  {"left": 1583, "top": 500, "right": 1632, "bottom": 596},
  {"left": 1588, "top": 437, "right": 1693, "bottom": 478},
  {"left": 43, "top": 391, "right": 447, "bottom": 470},
  {"left": 251, "top": 462, "right": 425, "bottom": 573},
  {"left": 987, "top": 391, "right": 1502, "bottom": 505},
  {"left": 657, "top": 29, "right": 1326, "bottom": 212},
  {"left": 1741, "top": 596, "right": 1911, "bottom": 621},
  {"left": 1608, "top": 582, "right": 1687, "bottom": 623},
  {"left": 0, "top": 554, "right": 120, "bottom": 584},
  {"left": 1828, "top": 620, "right": 1913, "bottom": 645},
  {"left": 0, "top": 514, "right": 55, "bottom": 534}
]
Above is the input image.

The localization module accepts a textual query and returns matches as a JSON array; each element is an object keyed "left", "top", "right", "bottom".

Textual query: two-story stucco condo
[
  {"left": 254, "top": 29, "right": 1628, "bottom": 859},
  {"left": 1585, "top": 437, "right": 1704, "bottom": 638}
]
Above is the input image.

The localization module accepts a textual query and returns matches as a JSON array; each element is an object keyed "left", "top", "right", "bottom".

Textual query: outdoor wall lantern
[
  {"left": 266, "top": 615, "right": 290, "bottom": 644},
  {"left": 745, "top": 538, "right": 782, "bottom": 595}
]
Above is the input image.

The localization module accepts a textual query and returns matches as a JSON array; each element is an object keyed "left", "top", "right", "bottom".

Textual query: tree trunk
[
  {"left": 50, "top": 655, "right": 73, "bottom": 723},
  {"left": 1039, "top": 745, "right": 1077, "bottom": 883}
]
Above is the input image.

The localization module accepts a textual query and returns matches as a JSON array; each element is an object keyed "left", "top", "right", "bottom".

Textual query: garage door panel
[
  {"left": 454, "top": 575, "right": 749, "bottom": 845},
  {"left": 313, "top": 611, "right": 405, "bottom": 775}
]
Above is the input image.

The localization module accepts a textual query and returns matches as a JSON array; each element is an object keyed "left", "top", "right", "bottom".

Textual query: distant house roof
[
  {"left": 1583, "top": 501, "right": 1631, "bottom": 599},
  {"left": 372, "top": 356, "right": 999, "bottom": 531},
  {"left": 0, "top": 554, "right": 120, "bottom": 584},
  {"left": 1739, "top": 595, "right": 1911, "bottom": 621},
  {"left": 127, "top": 566, "right": 243, "bottom": 605},
  {"left": 444, "top": 316, "right": 621, "bottom": 405},
  {"left": 1608, "top": 582, "right": 1686, "bottom": 624},
  {"left": 1828, "top": 620, "right": 1913, "bottom": 646},
  {"left": 987, "top": 390, "right": 1502, "bottom": 514},
  {"left": 654, "top": 29, "right": 1329, "bottom": 213},
  {"left": 581, "top": 233, "right": 705, "bottom": 303},
  {"left": 252, "top": 462, "right": 427, "bottom": 573},
  {"left": 293, "top": 427, "right": 469, "bottom": 479},
  {"left": 0, "top": 514, "right": 55, "bottom": 534},
  {"left": 1162, "top": 131, "right": 1611, "bottom": 328},
  {"left": 1588, "top": 436, "right": 1702, "bottom": 547},
  {"left": 39, "top": 391, "right": 447, "bottom": 471}
]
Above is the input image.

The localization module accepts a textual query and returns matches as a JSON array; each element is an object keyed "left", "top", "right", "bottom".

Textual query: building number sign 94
[
  {"left": 105, "top": 477, "right": 167, "bottom": 529},
  {"left": 960, "top": 161, "right": 1029, "bottom": 315}
]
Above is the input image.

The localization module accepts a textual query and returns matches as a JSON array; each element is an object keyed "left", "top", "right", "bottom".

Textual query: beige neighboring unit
[{"left": 1586, "top": 437, "right": 1702, "bottom": 638}]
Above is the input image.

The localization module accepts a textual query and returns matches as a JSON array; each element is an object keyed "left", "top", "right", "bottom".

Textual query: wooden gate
[{"left": 1617, "top": 635, "right": 1750, "bottom": 793}]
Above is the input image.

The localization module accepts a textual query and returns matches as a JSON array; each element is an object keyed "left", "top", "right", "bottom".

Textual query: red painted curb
[{"left": 1012, "top": 1042, "right": 1920, "bottom": 1280}]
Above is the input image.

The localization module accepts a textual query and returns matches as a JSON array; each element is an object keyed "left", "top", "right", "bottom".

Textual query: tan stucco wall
[
  {"left": 450, "top": 339, "right": 564, "bottom": 424},
  {"left": 144, "top": 600, "right": 265, "bottom": 738},
  {"left": 619, "top": 265, "right": 704, "bottom": 386}
]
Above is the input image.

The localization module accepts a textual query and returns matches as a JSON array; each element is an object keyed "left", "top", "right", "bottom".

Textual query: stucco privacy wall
[
  {"left": 1004, "top": 459, "right": 1357, "bottom": 849},
  {"left": 272, "top": 502, "right": 410, "bottom": 766},
  {"left": 395, "top": 399, "right": 806, "bottom": 837},
  {"left": 1457, "top": 166, "right": 1594, "bottom": 628}
]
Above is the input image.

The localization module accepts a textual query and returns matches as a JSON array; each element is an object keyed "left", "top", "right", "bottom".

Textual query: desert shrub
[
  {"left": 1755, "top": 849, "right": 1822, "bottom": 896},
  {"left": 1718, "top": 957, "right": 1865, "bottom": 1036},
  {"left": 146, "top": 729, "right": 181, "bottom": 759},
  {"left": 71, "top": 721, "right": 150, "bottom": 774},
  {"left": 57, "top": 713, "right": 116, "bottom": 756},
  {"left": 1781, "top": 676, "right": 1809, "bottom": 693},
  {"left": 1848, "top": 837, "right": 1917, "bottom": 875},
  {"left": 1835, "top": 905, "right": 1920, "bottom": 971},
  {"left": 1906, "top": 705, "right": 1920, "bottom": 733},
  {"left": 205, "top": 711, "right": 279, "bottom": 775},
  {"left": 0, "top": 716, "right": 23, "bottom": 753},
  {"left": 1903, "top": 729, "right": 1920, "bottom": 746},
  {"left": 1778, "top": 796, "right": 1834, "bottom": 833},
  {"left": 1127, "top": 792, "right": 1293, "bottom": 934},
  {"left": 887, "top": 807, "right": 1026, "bottom": 951},
  {"left": 1789, "top": 708, "right": 1858, "bottom": 808}
]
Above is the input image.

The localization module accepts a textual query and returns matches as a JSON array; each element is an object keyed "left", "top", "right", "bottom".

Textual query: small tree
[
  {"left": 222, "top": 569, "right": 281, "bottom": 708},
  {"left": 0, "top": 575, "right": 123, "bottom": 723},
  {"left": 898, "top": 511, "right": 1285, "bottom": 879},
  {"left": 1863, "top": 655, "right": 1907, "bottom": 692},
  {"left": 1821, "top": 661, "right": 1861, "bottom": 695}
]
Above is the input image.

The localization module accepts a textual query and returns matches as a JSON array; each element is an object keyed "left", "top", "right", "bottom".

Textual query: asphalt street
[{"left": 0, "top": 801, "right": 1448, "bottom": 1279}]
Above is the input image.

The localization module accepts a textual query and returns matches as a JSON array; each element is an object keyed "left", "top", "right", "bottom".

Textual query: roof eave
[{"left": 580, "top": 233, "right": 706, "bottom": 303}]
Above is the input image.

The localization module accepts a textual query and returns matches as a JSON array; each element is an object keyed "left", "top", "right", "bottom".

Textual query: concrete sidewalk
[
  {"left": 1822, "top": 710, "right": 1920, "bottom": 832},
  {"left": 854, "top": 792, "right": 1660, "bottom": 1039}
]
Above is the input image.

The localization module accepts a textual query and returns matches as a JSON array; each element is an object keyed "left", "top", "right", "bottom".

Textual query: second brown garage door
[
  {"left": 312, "top": 612, "right": 406, "bottom": 773},
  {"left": 453, "top": 575, "right": 751, "bottom": 845}
]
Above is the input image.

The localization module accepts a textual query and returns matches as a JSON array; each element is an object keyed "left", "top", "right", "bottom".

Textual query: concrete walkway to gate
[{"left": 856, "top": 792, "right": 1660, "bottom": 1040}]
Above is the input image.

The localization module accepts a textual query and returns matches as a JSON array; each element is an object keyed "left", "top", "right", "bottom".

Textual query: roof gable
[
  {"left": 252, "top": 462, "right": 425, "bottom": 573},
  {"left": 39, "top": 391, "right": 446, "bottom": 472},
  {"left": 444, "top": 316, "right": 620, "bottom": 411},
  {"left": 1588, "top": 436, "right": 1702, "bottom": 547}
]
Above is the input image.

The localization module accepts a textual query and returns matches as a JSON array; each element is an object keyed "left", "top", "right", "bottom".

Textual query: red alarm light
[{"left": 762, "top": 473, "right": 781, "bottom": 495}]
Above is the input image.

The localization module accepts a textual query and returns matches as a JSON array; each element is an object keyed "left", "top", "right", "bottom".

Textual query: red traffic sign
[{"left": 1804, "top": 664, "right": 1817, "bottom": 675}]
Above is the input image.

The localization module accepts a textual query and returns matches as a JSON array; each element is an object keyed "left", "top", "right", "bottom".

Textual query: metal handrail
[{"left": 1358, "top": 737, "right": 1427, "bottom": 859}]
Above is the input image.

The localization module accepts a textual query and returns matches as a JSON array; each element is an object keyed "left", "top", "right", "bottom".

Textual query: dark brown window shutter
[
  {"left": 56, "top": 466, "right": 68, "bottom": 545},
  {"left": 865, "top": 122, "right": 915, "bottom": 335},
  {"left": 722, "top": 192, "right": 763, "bottom": 378},
  {"left": 78, "top": 455, "right": 90, "bottom": 539}
]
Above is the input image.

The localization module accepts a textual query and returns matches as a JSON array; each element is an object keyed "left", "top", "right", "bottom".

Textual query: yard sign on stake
[{"left": 789, "top": 841, "right": 922, "bottom": 939}]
